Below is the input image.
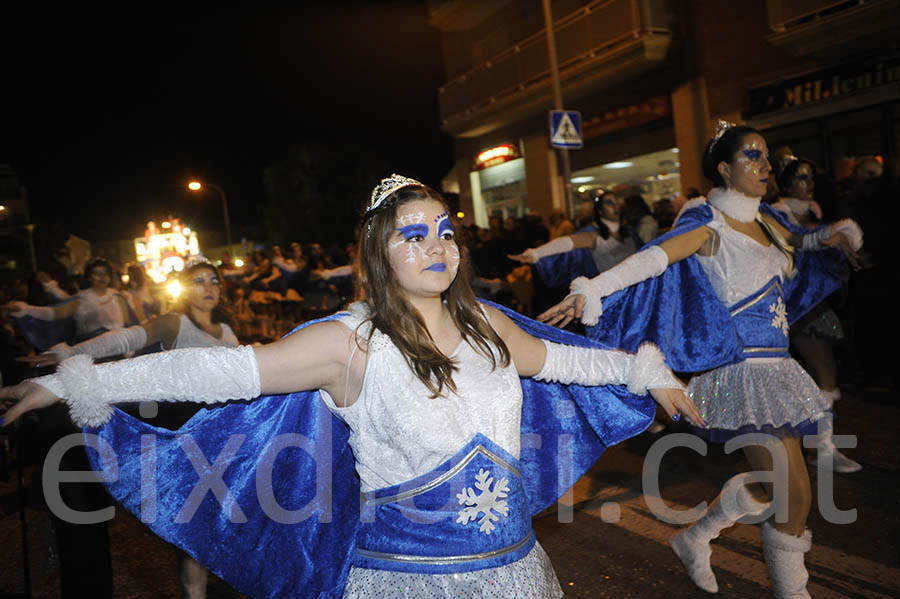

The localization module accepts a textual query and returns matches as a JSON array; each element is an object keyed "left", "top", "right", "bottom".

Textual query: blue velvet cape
[
  {"left": 84, "top": 302, "right": 654, "bottom": 598},
  {"left": 587, "top": 202, "right": 844, "bottom": 372}
]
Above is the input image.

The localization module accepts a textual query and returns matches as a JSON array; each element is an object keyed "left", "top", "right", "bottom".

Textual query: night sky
[{"left": 2, "top": 2, "right": 452, "bottom": 247}]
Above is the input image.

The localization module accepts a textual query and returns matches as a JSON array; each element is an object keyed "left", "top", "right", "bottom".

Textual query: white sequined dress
[
  {"left": 319, "top": 303, "right": 563, "bottom": 599},
  {"left": 687, "top": 208, "right": 830, "bottom": 438}
]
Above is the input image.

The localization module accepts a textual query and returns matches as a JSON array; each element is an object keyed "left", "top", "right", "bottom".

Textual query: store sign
[
  {"left": 746, "top": 56, "right": 900, "bottom": 118},
  {"left": 582, "top": 96, "right": 670, "bottom": 139},
  {"left": 474, "top": 144, "right": 520, "bottom": 170}
]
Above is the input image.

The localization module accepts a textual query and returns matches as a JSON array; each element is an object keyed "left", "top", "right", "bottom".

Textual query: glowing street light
[{"left": 187, "top": 180, "right": 234, "bottom": 256}]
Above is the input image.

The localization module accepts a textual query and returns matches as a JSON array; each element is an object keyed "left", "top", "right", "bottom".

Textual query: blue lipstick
[{"left": 425, "top": 263, "right": 447, "bottom": 272}]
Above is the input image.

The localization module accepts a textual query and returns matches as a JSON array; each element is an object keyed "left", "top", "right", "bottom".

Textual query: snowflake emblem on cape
[
  {"left": 456, "top": 468, "right": 510, "bottom": 535},
  {"left": 769, "top": 297, "right": 789, "bottom": 336}
]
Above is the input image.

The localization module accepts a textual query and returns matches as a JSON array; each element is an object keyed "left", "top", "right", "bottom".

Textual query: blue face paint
[
  {"left": 436, "top": 217, "right": 454, "bottom": 239},
  {"left": 397, "top": 224, "right": 429, "bottom": 241},
  {"left": 795, "top": 174, "right": 810, "bottom": 183},
  {"left": 425, "top": 263, "right": 447, "bottom": 272},
  {"left": 742, "top": 149, "right": 762, "bottom": 160}
]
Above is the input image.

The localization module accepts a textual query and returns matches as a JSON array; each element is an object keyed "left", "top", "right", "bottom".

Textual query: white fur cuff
[
  {"left": 57, "top": 355, "right": 115, "bottom": 427},
  {"left": 570, "top": 277, "right": 603, "bottom": 326},
  {"left": 831, "top": 219, "right": 863, "bottom": 252},
  {"left": 625, "top": 343, "right": 683, "bottom": 395},
  {"left": 761, "top": 522, "right": 812, "bottom": 553}
]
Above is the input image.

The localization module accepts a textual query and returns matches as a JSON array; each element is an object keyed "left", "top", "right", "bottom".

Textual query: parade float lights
[{"left": 135, "top": 217, "right": 201, "bottom": 284}]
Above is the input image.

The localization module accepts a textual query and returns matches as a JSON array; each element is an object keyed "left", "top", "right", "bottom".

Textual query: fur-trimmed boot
[
  {"left": 670, "top": 473, "right": 770, "bottom": 593},
  {"left": 761, "top": 522, "right": 812, "bottom": 599},
  {"left": 808, "top": 392, "right": 862, "bottom": 473}
]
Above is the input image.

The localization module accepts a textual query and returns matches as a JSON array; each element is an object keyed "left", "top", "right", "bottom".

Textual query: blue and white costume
[
  {"left": 34, "top": 302, "right": 667, "bottom": 598},
  {"left": 325, "top": 304, "right": 560, "bottom": 597},
  {"left": 584, "top": 198, "right": 845, "bottom": 441},
  {"left": 683, "top": 207, "right": 828, "bottom": 440}
]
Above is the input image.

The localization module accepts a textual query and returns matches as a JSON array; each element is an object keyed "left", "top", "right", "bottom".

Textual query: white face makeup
[
  {"left": 727, "top": 133, "right": 771, "bottom": 197},
  {"left": 389, "top": 200, "right": 460, "bottom": 300},
  {"left": 185, "top": 268, "right": 221, "bottom": 310}
]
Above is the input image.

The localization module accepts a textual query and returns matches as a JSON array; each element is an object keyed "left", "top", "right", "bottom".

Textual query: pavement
[{"left": 1, "top": 386, "right": 897, "bottom": 598}]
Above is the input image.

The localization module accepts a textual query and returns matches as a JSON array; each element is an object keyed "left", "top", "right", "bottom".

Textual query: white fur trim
[
  {"left": 570, "top": 245, "right": 668, "bottom": 327},
  {"left": 761, "top": 522, "right": 812, "bottom": 553},
  {"left": 831, "top": 219, "right": 863, "bottom": 252},
  {"left": 708, "top": 187, "right": 761, "bottom": 223},
  {"left": 56, "top": 355, "right": 115, "bottom": 427},
  {"left": 626, "top": 343, "right": 683, "bottom": 395},
  {"left": 570, "top": 277, "right": 603, "bottom": 326}
]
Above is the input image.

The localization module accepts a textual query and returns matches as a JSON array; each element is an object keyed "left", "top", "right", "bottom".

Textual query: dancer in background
[
  {"left": 539, "top": 123, "right": 863, "bottom": 598},
  {"left": 23, "top": 260, "right": 237, "bottom": 599},
  {"left": 773, "top": 154, "right": 861, "bottom": 473},
  {"left": 2, "top": 175, "right": 700, "bottom": 599}
]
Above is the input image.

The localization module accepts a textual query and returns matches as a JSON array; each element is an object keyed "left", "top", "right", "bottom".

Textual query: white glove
[
  {"left": 802, "top": 219, "right": 863, "bottom": 252},
  {"left": 31, "top": 346, "right": 261, "bottom": 427},
  {"left": 8, "top": 301, "right": 55, "bottom": 320},
  {"left": 522, "top": 235, "right": 574, "bottom": 261},
  {"left": 534, "top": 339, "right": 684, "bottom": 395},
  {"left": 569, "top": 245, "right": 669, "bottom": 325},
  {"left": 66, "top": 325, "right": 148, "bottom": 360}
]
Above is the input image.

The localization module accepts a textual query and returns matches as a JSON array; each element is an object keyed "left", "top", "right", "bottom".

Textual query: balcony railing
[
  {"left": 438, "top": 0, "right": 671, "bottom": 135},
  {"left": 766, "top": 0, "right": 900, "bottom": 57}
]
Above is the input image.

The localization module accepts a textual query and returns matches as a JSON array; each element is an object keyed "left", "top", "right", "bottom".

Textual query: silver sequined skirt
[
  {"left": 341, "top": 541, "right": 563, "bottom": 598},
  {"left": 687, "top": 357, "right": 829, "bottom": 442}
]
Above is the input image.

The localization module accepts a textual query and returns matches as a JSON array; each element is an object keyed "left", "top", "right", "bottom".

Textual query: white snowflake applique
[
  {"left": 769, "top": 297, "right": 789, "bottom": 336},
  {"left": 456, "top": 468, "right": 510, "bottom": 535}
]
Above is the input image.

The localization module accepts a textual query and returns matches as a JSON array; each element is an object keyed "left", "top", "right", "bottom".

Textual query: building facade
[{"left": 428, "top": 0, "right": 900, "bottom": 225}]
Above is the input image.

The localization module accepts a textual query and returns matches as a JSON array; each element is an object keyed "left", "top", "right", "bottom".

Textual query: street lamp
[{"left": 187, "top": 180, "right": 234, "bottom": 257}]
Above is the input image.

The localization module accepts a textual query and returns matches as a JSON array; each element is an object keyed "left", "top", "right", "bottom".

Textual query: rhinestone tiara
[
  {"left": 708, "top": 119, "right": 736, "bottom": 153},
  {"left": 366, "top": 174, "right": 424, "bottom": 215}
]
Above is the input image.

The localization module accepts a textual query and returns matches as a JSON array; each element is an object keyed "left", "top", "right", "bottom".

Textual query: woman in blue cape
[
  {"left": 1, "top": 175, "right": 700, "bottom": 598},
  {"left": 539, "top": 123, "right": 864, "bottom": 599}
]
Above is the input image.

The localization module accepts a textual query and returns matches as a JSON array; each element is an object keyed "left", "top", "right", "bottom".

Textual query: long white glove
[
  {"left": 533, "top": 339, "right": 683, "bottom": 395},
  {"left": 801, "top": 218, "right": 863, "bottom": 251},
  {"left": 520, "top": 235, "right": 574, "bottom": 261},
  {"left": 32, "top": 346, "right": 261, "bottom": 427},
  {"left": 8, "top": 301, "right": 56, "bottom": 320},
  {"left": 47, "top": 325, "right": 148, "bottom": 361},
  {"left": 569, "top": 245, "right": 669, "bottom": 325}
]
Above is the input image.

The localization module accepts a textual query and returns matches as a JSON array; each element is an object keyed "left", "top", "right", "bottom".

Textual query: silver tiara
[
  {"left": 709, "top": 120, "right": 736, "bottom": 152},
  {"left": 366, "top": 174, "right": 424, "bottom": 215}
]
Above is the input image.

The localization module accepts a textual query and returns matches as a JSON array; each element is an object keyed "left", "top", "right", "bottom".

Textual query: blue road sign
[{"left": 550, "top": 110, "right": 583, "bottom": 149}]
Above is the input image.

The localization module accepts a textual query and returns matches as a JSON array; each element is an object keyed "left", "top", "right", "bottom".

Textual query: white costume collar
[{"left": 708, "top": 187, "right": 761, "bottom": 223}]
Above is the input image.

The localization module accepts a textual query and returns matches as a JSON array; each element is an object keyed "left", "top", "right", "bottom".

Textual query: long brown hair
[{"left": 356, "top": 184, "right": 510, "bottom": 397}]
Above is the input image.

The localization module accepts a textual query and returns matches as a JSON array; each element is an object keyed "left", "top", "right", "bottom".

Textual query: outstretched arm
[
  {"left": 485, "top": 305, "right": 704, "bottom": 427},
  {"left": 763, "top": 213, "right": 864, "bottom": 269},
  {"left": 4, "top": 298, "right": 81, "bottom": 321},
  {"left": 538, "top": 226, "right": 712, "bottom": 328},
  {"left": 508, "top": 232, "right": 596, "bottom": 264},
  {"left": 20, "top": 312, "right": 183, "bottom": 367},
  {"left": 1, "top": 320, "right": 354, "bottom": 427}
]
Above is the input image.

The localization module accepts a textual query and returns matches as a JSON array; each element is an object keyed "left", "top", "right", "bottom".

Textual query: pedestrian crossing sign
[{"left": 550, "top": 110, "right": 583, "bottom": 149}]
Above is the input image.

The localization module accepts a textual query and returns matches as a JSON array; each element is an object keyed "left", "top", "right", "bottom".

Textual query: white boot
[
  {"left": 670, "top": 473, "right": 770, "bottom": 593},
  {"left": 761, "top": 522, "right": 812, "bottom": 599},
  {"left": 808, "top": 404, "right": 862, "bottom": 473}
]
